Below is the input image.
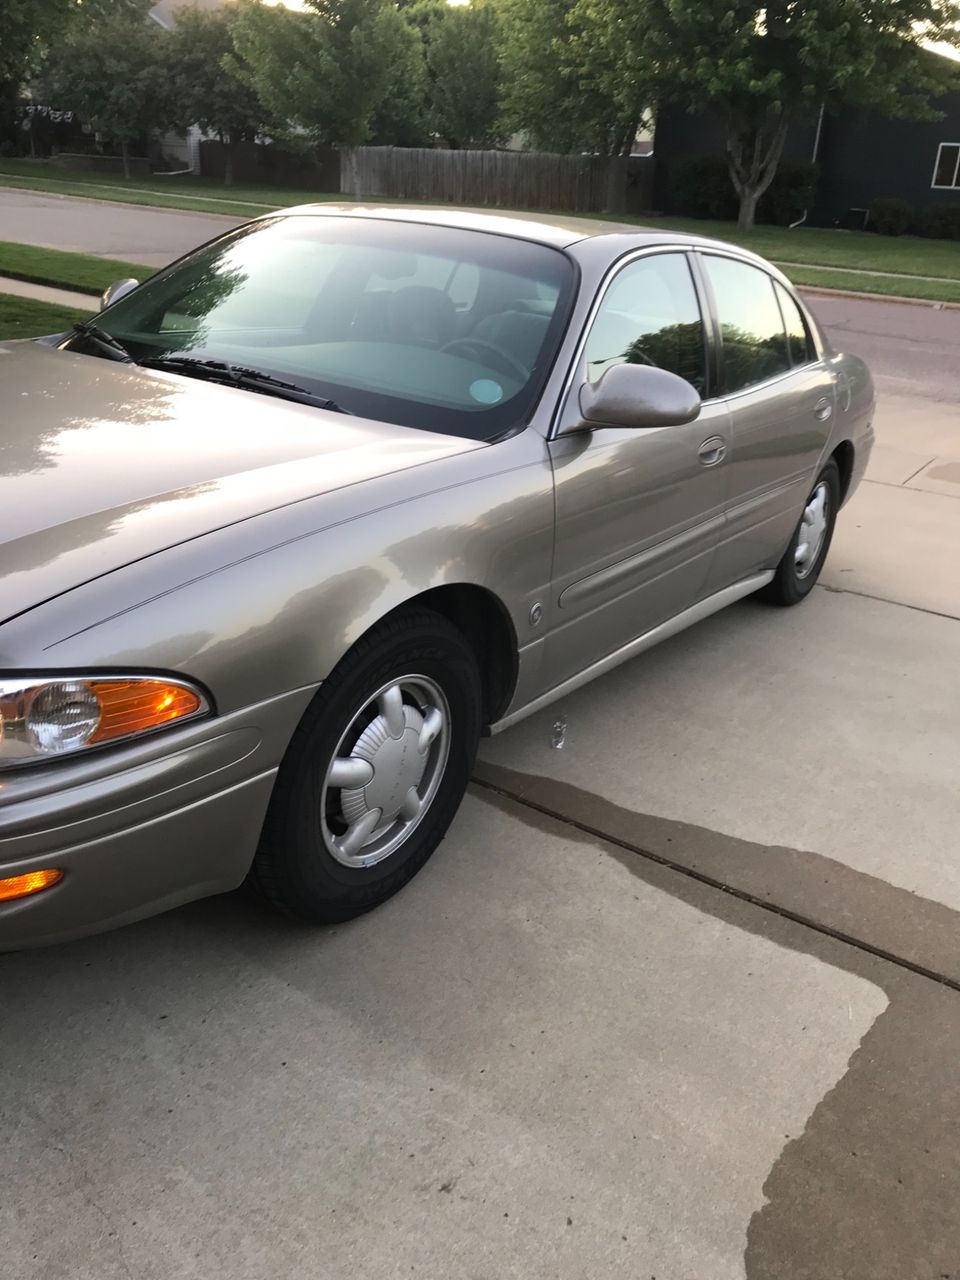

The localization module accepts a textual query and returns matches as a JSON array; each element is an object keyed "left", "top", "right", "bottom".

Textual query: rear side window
[
  {"left": 775, "top": 281, "right": 814, "bottom": 366},
  {"left": 703, "top": 256, "right": 790, "bottom": 394},
  {"left": 584, "top": 252, "right": 706, "bottom": 393}
]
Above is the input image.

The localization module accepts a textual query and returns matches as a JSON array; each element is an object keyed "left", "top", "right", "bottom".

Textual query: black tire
[
  {"left": 760, "top": 458, "right": 840, "bottom": 606},
  {"left": 250, "top": 608, "right": 482, "bottom": 923}
]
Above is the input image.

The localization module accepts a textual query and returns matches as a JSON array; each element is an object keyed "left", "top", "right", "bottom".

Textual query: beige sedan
[{"left": 0, "top": 206, "right": 873, "bottom": 947}]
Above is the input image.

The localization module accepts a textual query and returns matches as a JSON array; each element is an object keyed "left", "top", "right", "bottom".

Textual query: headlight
[{"left": 0, "top": 676, "right": 210, "bottom": 767}]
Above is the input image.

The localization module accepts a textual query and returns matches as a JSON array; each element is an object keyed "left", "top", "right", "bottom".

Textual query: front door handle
[
  {"left": 698, "top": 436, "right": 726, "bottom": 467},
  {"left": 814, "top": 397, "right": 833, "bottom": 422}
]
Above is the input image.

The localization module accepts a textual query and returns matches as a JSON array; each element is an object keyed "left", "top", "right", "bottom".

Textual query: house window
[{"left": 932, "top": 143, "right": 960, "bottom": 189}]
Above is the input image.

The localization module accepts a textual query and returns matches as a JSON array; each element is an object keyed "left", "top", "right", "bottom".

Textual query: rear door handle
[
  {"left": 698, "top": 436, "right": 726, "bottom": 467},
  {"left": 814, "top": 397, "right": 833, "bottom": 421}
]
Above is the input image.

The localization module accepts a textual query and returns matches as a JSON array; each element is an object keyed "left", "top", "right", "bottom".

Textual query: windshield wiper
[
  {"left": 68, "top": 321, "right": 133, "bottom": 363},
  {"left": 140, "top": 356, "right": 353, "bottom": 414}
]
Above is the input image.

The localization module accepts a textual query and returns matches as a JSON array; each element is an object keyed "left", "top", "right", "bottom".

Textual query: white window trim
[{"left": 931, "top": 142, "right": 960, "bottom": 190}]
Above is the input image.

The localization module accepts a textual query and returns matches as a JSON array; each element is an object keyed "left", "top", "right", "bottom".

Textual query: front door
[
  {"left": 697, "top": 254, "right": 837, "bottom": 587},
  {"left": 542, "top": 250, "right": 731, "bottom": 695}
]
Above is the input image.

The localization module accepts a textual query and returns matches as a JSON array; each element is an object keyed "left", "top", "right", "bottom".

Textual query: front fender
[{"left": 0, "top": 430, "right": 554, "bottom": 716}]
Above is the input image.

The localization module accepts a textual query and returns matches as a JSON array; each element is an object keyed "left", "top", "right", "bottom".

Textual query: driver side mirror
[
  {"left": 577, "top": 362, "right": 701, "bottom": 430},
  {"left": 100, "top": 278, "right": 140, "bottom": 311}
]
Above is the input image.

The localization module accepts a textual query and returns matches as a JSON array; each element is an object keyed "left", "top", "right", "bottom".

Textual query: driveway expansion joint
[{"left": 472, "top": 774, "right": 960, "bottom": 996}]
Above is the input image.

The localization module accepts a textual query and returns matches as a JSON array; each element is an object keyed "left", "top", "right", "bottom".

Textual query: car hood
[{"left": 0, "top": 343, "right": 481, "bottom": 622}]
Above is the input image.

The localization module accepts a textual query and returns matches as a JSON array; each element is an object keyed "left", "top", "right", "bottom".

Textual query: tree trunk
[
  {"left": 737, "top": 189, "right": 759, "bottom": 230},
  {"left": 724, "top": 113, "right": 788, "bottom": 231},
  {"left": 224, "top": 137, "right": 234, "bottom": 187},
  {"left": 347, "top": 147, "right": 361, "bottom": 201},
  {"left": 120, "top": 139, "right": 131, "bottom": 180}
]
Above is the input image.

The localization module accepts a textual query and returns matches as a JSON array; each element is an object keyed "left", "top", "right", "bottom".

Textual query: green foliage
[
  {"left": 921, "top": 205, "right": 960, "bottom": 240},
  {"left": 44, "top": 10, "right": 170, "bottom": 170},
  {"left": 232, "top": 0, "right": 417, "bottom": 150},
  {"left": 1, "top": 0, "right": 151, "bottom": 97},
  {"left": 165, "top": 4, "right": 270, "bottom": 180},
  {"left": 496, "top": 0, "right": 643, "bottom": 155},
  {"left": 869, "top": 197, "right": 914, "bottom": 236},
  {"left": 367, "top": 11, "right": 431, "bottom": 146},
  {"left": 668, "top": 156, "right": 815, "bottom": 225},
  {"left": 636, "top": 0, "right": 960, "bottom": 227},
  {"left": 423, "top": 1, "right": 502, "bottom": 147}
]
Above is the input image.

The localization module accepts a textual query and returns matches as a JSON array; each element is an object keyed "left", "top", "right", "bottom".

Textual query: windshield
[{"left": 79, "top": 216, "right": 576, "bottom": 441}]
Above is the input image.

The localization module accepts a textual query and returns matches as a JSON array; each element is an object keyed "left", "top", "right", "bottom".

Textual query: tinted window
[
  {"left": 84, "top": 217, "right": 575, "bottom": 442},
  {"left": 775, "top": 281, "right": 813, "bottom": 366},
  {"left": 584, "top": 253, "right": 706, "bottom": 393},
  {"left": 704, "top": 256, "right": 790, "bottom": 394}
]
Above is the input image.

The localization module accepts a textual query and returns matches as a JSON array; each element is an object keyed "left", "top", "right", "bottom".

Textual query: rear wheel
[
  {"left": 761, "top": 459, "right": 840, "bottom": 606},
  {"left": 251, "top": 609, "right": 482, "bottom": 923}
]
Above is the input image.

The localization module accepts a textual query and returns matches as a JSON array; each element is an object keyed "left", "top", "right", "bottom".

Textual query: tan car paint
[{"left": 0, "top": 209, "right": 874, "bottom": 947}]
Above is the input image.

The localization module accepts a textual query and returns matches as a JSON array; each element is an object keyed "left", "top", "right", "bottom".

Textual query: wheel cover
[
  {"left": 794, "top": 481, "right": 830, "bottom": 580},
  {"left": 320, "top": 675, "right": 451, "bottom": 869}
]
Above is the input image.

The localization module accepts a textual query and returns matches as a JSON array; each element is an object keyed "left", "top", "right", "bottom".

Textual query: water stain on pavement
[{"left": 473, "top": 763, "right": 960, "bottom": 1280}]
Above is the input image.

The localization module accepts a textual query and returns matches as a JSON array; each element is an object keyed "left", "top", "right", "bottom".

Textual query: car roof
[{"left": 275, "top": 202, "right": 760, "bottom": 260}]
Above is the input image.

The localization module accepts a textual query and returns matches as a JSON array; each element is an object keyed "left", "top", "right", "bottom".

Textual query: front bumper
[{"left": 0, "top": 685, "right": 316, "bottom": 949}]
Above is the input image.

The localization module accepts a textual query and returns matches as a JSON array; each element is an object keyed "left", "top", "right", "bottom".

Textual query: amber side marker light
[{"left": 0, "top": 869, "right": 64, "bottom": 902}]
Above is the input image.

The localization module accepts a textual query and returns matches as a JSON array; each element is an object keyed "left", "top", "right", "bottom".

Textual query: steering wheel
[{"left": 441, "top": 337, "right": 529, "bottom": 381}]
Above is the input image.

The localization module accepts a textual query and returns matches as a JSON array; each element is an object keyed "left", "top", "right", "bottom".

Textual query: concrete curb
[{"left": 797, "top": 283, "right": 960, "bottom": 310}]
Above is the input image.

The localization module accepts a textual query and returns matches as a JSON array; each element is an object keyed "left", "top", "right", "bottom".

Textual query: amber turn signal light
[
  {"left": 0, "top": 868, "right": 64, "bottom": 902},
  {"left": 87, "top": 680, "right": 204, "bottom": 745}
]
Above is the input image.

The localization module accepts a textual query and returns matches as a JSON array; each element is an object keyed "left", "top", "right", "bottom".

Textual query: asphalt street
[{"left": 2, "top": 192, "right": 959, "bottom": 1280}]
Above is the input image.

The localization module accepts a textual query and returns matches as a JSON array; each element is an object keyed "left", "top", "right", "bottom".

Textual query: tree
[
  {"left": 165, "top": 5, "right": 269, "bottom": 184},
  {"left": 45, "top": 10, "right": 169, "bottom": 177},
  {"left": 1, "top": 0, "right": 150, "bottom": 100},
  {"left": 421, "top": 1, "right": 502, "bottom": 148},
  {"left": 495, "top": 0, "right": 644, "bottom": 155},
  {"left": 603, "top": 0, "right": 960, "bottom": 228},
  {"left": 367, "top": 13, "right": 431, "bottom": 146},
  {"left": 232, "top": 0, "right": 419, "bottom": 186}
]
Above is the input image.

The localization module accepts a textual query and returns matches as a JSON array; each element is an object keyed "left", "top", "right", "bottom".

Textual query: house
[{"left": 654, "top": 66, "right": 960, "bottom": 228}]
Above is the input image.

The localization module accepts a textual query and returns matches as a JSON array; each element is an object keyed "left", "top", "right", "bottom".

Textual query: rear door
[{"left": 698, "top": 254, "right": 836, "bottom": 587}]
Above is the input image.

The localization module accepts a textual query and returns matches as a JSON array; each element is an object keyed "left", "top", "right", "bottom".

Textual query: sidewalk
[{"left": 0, "top": 274, "right": 93, "bottom": 309}]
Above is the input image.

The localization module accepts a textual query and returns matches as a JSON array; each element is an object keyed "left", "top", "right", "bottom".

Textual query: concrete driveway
[{"left": 2, "top": 196, "right": 960, "bottom": 1279}]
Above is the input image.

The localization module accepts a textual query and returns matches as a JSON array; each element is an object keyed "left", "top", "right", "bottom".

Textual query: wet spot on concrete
[{"left": 472, "top": 765, "right": 960, "bottom": 1279}]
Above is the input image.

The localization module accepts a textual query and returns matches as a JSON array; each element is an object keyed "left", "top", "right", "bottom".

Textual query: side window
[
  {"left": 584, "top": 253, "right": 706, "bottom": 393},
  {"left": 775, "top": 281, "right": 814, "bottom": 366},
  {"left": 703, "top": 256, "right": 790, "bottom": 394}
]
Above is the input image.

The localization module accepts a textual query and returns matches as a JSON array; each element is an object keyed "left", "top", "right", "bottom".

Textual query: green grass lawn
[
  {"left": 642, "top": 216, "right": 960, "bottom": 282},
  {"left": 776, "top": 262, "right": 960, "bottom": 304},
  {"left": 0, "top": 158, "right": 332, "bottom": 218},
  {"left": 0, "top": 241, "right": 151, "bottom": 296},
  {"left": 2, "top": 158, "right": 959, "bottom": 303},
  {"left": 0, "top": 293, "right": 91, "bottom": 340}
]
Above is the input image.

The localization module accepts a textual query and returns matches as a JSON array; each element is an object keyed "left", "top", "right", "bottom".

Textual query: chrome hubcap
[
  {"left": 321, "top": 676, "right": 450, "bottom": 868},
  {"left": 794, "top": 482, "right": 829, "bottom": 579}
]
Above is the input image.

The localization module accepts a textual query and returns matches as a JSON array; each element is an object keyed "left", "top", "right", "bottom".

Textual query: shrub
[
  {"left": 869, "top": 197, "right": 913, "bottom": 236},
  {"left": 669, "top": 157, "right": 737, "bottom": 220},
  {"left": 668, "top": 156, "right": 816, "bottom": 225},
  {"left": 920, "top": 205, "right": 960, "bottom": 241}
]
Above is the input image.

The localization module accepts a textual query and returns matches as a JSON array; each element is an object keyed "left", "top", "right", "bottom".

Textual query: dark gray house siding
[
  {"left": 811, "top": 102, "right": 960, "bottom": 224},
  {"left": 654, "top": 90, "right": 960, "bottom": 226}
]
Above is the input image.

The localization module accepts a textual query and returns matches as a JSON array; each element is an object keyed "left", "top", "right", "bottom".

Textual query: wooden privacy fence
[{"left": 341, "top": 146, "right": 638, "bottom": 214}]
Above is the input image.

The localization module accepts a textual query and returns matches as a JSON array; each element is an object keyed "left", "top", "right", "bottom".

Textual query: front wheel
[
  {"left": 250, "top": 609, "right": 482, "bottom": 923},
  {"left": 761, "top": 459, "right": 840, "bottom": 606}
]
